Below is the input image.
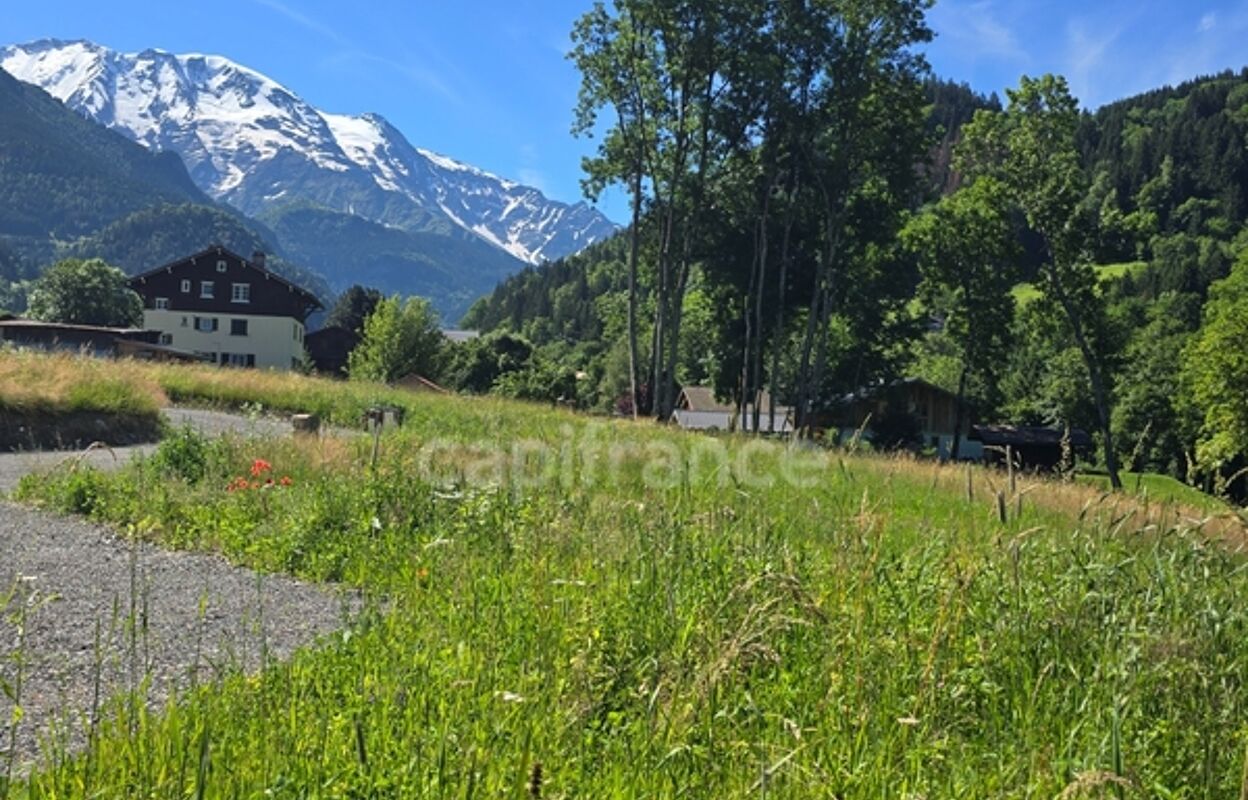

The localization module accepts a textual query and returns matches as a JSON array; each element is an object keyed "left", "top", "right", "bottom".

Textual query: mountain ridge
[{"left": 0, "top": 38, "right": 618, "bottom": 266}]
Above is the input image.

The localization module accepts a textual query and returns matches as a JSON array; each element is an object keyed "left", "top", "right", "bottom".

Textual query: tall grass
[
  {"left": 0, "top": 351, "right": 166, "bottom": 415},
  {"left": 9, "top": 380, "right": 1248, "bottom": 797}
]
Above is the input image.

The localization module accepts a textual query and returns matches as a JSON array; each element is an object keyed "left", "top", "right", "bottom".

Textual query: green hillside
[
  {"left": 68, "top": 203, "right": 332, "bottom": 304},
  {"left": 0, "top": 67, "right": 205, "bottom": 240},
  {"left": 262, "top": 204, "right": 526, "bottom": 323},
  {"left": 1011, "top": 261, "right": 1148, "bottom": 304}
]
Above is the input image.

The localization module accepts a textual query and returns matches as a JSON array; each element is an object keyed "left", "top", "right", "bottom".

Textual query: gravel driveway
[
  {"left": 0, "top": 407, "right": 299, "bottom": 495},
  {"left": 0, "top": 408, "right": 358, "bottom": 770}
]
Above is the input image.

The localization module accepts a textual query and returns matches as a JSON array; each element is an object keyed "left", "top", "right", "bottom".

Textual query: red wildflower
[
  {"left": 250, "top": 459, "right": 272, "bottom": 478},
  {"left": 279, "top": 476, "right": 294, "bottom": 487}
]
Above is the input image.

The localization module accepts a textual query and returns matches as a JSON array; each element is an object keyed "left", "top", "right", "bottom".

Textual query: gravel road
[
  {"left": 0, "top": 407, "right": 299, "bottom": 495},
  {"left": 0, "top": 408, "right": 358, "bottom": 770},
  {"left": 0, "top": 504, "right": 356, "bottom": 769}
]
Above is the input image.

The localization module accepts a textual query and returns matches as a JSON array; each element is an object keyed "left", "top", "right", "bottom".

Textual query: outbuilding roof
[{"left": 970, "top": 425, "right": 1093, "bottom": 448}]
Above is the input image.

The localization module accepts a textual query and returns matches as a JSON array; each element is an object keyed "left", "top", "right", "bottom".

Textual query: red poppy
[
  {"left": 279, "top": 476, "right": 294, "bottom": 487},
  {"left": 250, "top": 459, "right": 273, "bottom": 477}
]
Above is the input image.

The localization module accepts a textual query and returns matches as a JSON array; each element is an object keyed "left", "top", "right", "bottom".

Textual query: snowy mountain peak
[{"left": 0, "top": 39, "right": 617, "bottom": 265}]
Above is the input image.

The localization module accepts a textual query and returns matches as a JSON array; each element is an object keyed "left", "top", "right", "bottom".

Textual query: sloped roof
[
  {"left": 679, "top": 386, "right": 733, "bottom": 413},
  {"left": 395, "top": 373, "right": 449, "bottom": 394},
  {"left": 835, "top": 376, "right": 960, "bottom": 406},
  {"left": 0, "top": 318, "right": 148, "bottom": 336},
  {"left": 678, "top": 386, "right": 790, "bottom": 414},
  {"left": 970, "top": 425, "right": 1093, "bottom": 448},
  {"left": 128, "top": 244, "right": 322, "bottom": 309}
]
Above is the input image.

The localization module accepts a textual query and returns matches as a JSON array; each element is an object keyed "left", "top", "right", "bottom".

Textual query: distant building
[
  {"left": 441, "top": 329, "right": 480, "bottom": 344},
  {"left": 673, "top": 386, "right": 794, "bottom": 433},
  {"left": 0, "top": 318, "right": 202, "bottom": 362},
  {"left": 127, "top": 245, "right": 322, "bottom": 369},
  {"left": 395, "top": 373, "right": 449, "bottom": 394},
  {"left": 969, "top": 425, "right": 1093, "bottom": 471},
  {"left": 305, "top": 326, "right": 359, "bottom": 377},
  {"left": 826, "top": 378, "right": 981, "bottom": 460}
]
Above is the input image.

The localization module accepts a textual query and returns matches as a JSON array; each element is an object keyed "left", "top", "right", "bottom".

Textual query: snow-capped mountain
[{"left": 0, "top": 39, "right": 617, "bottom": 264}]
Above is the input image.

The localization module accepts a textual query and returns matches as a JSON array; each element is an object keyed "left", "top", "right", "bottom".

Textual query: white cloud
[
  {"left": 518, "top": 168, "right": 549, "bottom": 193},
  {"left": 317, "top": 50, "right": 461, "bottom": 106},
  {"left": 1063, "top": 19, "right": 1124, "bottom": 106},
  {"left": 517, "top": 144, "right": 548, "bottom": 193},
  {"left": 1198, "top": 12, "right": 1217, "bottom": 32},
  {"left": 249, "top": 0, "right": 349, "bottom": 47},
  {"left": 928, "top": 0, "right": 1028, "bottom": 62}
]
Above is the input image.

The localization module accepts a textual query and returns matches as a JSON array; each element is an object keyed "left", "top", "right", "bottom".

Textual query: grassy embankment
[
  {"left": 0, "top": 350, "right": 168, "bottom": 449},
  {"left": 3, "top": 350, "right": 1248, "bottom": 797},
  {"left": 0, "top": 347, "right": 440, "bottom": 451}
]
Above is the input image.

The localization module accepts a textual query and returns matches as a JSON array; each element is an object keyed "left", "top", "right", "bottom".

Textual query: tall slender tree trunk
[
  {"left": 739, "top": 214, "right": 763, "bottom": 429},
  {"left": 1047, "top": 266, "right": 1123, "bottom": 489},
  {"left": 795, "top": 200, "right": 842, "bottom": 436},
  {"left": 769, "top": 171, "right": 797, "bottom": 436},
  {"left": 750, "top": 186, "right": 771, "bottom": 434},
  {"left": 626, "top": 167, "right": 643, "bottom": 420},
  {"left": 950, "top": 365, "right": 968, "bottom": 462}
]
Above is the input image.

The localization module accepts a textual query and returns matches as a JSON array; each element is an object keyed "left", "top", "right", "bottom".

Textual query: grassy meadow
[
  {"left": 1011, "top": 262, "right": 1148, "bottom": 305},
  {"left": 1, "top": 353, "right": 1246, "bottom": 797}
]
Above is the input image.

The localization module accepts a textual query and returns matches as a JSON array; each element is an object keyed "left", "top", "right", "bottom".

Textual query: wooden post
[{"left": 1006, "top": 444, "right": 1015, "bottom": 496}]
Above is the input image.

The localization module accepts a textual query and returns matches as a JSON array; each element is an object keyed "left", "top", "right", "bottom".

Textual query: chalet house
[
  {"left": 827, "top": 378, "right": 981, "bottom": 460},
  {"left": 674, "top": 386, "right": 794, "bottom": 434},
  {"left": 127, "top": 246, "right": 322, "bottom": 369}
]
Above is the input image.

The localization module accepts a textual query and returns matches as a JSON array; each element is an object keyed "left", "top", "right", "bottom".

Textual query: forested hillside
[
  {"left": 465, "top": 49, "right": 1248, "bottom": 497},
  {"left": 262, "top": 204, "right": 525, "bottom": 323},
  {"left": 66, "top": 203, "right": 333, "bottom": 304},
  {"left": 1080, "top": 68, "right": 1248, "bottom": 260},
  {"left": 0, "top": 67, "right": 204, "bottom": 242}
]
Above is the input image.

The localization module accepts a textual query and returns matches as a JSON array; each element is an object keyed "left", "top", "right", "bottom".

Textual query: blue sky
[{"left": 4, "top": 0, "right": 1246, "bottom": 223}]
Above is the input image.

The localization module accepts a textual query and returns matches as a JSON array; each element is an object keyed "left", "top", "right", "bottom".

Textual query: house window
[
  {"left": 159, "top": 333, "right": 173, "bottom": 345},
  {"left": 180, "top": 279, "right": 191, "bottom": 293},
  {"left": 230, "top": 319, "right": 248, "bottom": 336},
  {"left": 154, "top": 297, "right": 169, "bottom": 310},
  {"left": 195, "top": 316, "right": 218, "bottom": 333},
  {"left": 195, "top": 351, "right": 217, "bottom": 363},
  {"left": 223, "top": 353, "right": 255, "bottom": 367},
  {"left": 231, "top": 283, "right": 251, "bottom": 303},
  {"left": 181, "top": 316, "right": 189, "bottom": 327},
  {"left": 200, "top": 281, "right": 215, "bottom": 299},
  {"left": 216, "top": 260, "right": 228, "bottom": 273}
]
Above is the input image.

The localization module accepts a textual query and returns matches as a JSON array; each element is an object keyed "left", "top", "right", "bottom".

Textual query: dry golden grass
[
  {"left": 0, "top": 349, "right": 167, "bottom": 414},
  {"left": 853, "top": 451, "right": 1248, "bottom": 548}
]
